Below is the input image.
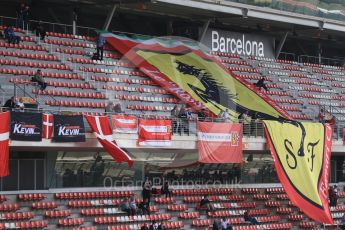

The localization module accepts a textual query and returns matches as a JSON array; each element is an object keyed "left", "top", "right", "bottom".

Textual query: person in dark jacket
[
  {"left": 161, "top": 181, "right": 172, "bottom": 198},
  {"left": 3, "top": 96, "right": 16, "bottom": 109},
  {"left": 254, "top": 77, "right": 268, "bottom": 91},
  {"left": 31, "top": 69, "right": 47, "bottom": 90}
]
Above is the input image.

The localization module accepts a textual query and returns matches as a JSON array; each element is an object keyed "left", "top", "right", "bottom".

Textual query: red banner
[
  {"left": 42, "top": 113, "right": 53, "bottom": 139},
  {"left": 111, "top": 115, "right": 138, "bottom": 133},
  {"left": 0, "top": 112, "right": 10, "bottom": 177},
  {"left": 138, "top": 119, "right": 172, "bottom": 146},
  {"left": 197, "top": 122, "right": 242, "bottom": 163},
  {"left": 85, "top": 115, "right": 133, "bottom": 167}
]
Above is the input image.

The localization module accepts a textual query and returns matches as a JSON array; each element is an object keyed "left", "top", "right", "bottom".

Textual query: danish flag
[
  {"left": 43, "top": 113, "right": 53, "bottom": 139},
  {"left": 85, "top": 115, "right": 133, "bottom": 167},
  {"left": 0, "top": 112, "right": 10, "bottom": 177}
]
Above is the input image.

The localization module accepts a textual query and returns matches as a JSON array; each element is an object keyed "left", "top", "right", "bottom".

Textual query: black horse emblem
[{"left": 175, "top": 60, "right": 310, "bottom": 162}]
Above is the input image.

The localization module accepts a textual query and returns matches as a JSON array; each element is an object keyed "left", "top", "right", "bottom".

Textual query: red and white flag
[
  {"left": 197, "top": 122, "right": 243, "bottom": 163},
  {"left": 43, "top": 113, "right": 53, "bottom": 139},
  {"left": 85, "top": 115, "right": 133, "bottom": 167},
  {"left": 0, "top": 112, "right": 10, "bottom": 177},
  {"left": 138, "top": 119, "right": 172, "bottom": 146},
  {"left": 111, "top": 115, "right": 138, "bottom": 133}
]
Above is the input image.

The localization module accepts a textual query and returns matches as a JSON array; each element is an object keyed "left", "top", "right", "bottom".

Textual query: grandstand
[{"left": 0, "top": 0, "right": 345, "bottom": 229}]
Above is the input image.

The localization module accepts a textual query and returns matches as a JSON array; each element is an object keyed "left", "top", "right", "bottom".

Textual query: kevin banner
[
  {"left": 197, "top": 122, "right": 242, "bottom": 163},
  {"left": 103, "top": 33, "right": 334, "bottom": 224},
  {"left": 10, "top": 111, "right": 42, "bottom": 141},
  {"left": 53, "top": 114, "right": 85, "bottom": 142}
]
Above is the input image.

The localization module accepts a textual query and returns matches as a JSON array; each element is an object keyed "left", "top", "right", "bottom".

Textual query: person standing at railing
[
  {"left": 16, "top": 3, "right": 25, "bottom": 29},
  {"left": 22, "top": 5, "right": 30, "bottom": 31},
  {"left": 171, "top": 105, "right": 180, "bottom": 134},
  {"left": 3, "top": 96, "right": 16, "bottom": 110},
  {"left": 16, "top": 97, "right": 25, "bottom": 111},
  {"left": 239, "top": 111, "right": 252, "bottom": 135},
  {"left": 96, "top": 33, "right": 106, "bottom": 61}
]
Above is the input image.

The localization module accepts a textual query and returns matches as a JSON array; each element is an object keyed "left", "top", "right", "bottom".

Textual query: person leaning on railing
[{"left": 31, "top": 69, "right": 47, "bottom": 90}]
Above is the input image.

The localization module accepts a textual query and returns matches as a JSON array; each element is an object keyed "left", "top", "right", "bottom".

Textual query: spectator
[
  {"left": 161, "top": 181, "right": 172, "bottom": 198},
  {"left": 139, "top": 198, "right": 150, "bottom": 215},
  {"left": 178, "top": 105, "right": 189, "bottom": 135},
  {"left": 4, "top": 26, "right": 21, "bottom": 44},
  {"left": 171, "top": 105, "right": 179, "bottom": 133},
  {"left": 141, "top": 224, "right": 149, "bottom": 230},
  {"left": 3, "top": 96, "right": 16, "bottom": 109},
  {"left": 239, "top": 111, "right": 251, "bottom": 135},
  {"left": 221, "top": 218, "right": 232, "bottom": 230},
  {"left": 197, "top": 108, "right": 206, "bottom": 121},
  {"left": 114, "top": 103, "right": 122, "bottom": 113},
  {"left": 219, "top": 109, "right": 230, "bottom": 122},
  {"left": 16, "top": 3, "right": 25, "bottom": 28},
  {"left": 329, "top": 185, "right": 338, "bottom": 207},
  {"left": 254, "top": 77, "right": 268, "bottom": 91},
  {"left": 96, "top": 33, "right": 106, "bottom": 60},
  {"left": 142, "top": 177, "right": 153, "bottom": 203},
  {"left": 200, "top": 195, "right": 214, "bottom": 211},
  {"left": 31, "top": 69, "right": 47, "bottom": 90},
  {"left": 22, "top": 5, "right": 30, "bottom": 30},
  {"left": 149, "top": 220, "right": 159, "bottom": 230},
  {"left": 244, "top": 210, "right": 259, "bottom": 225},
  {"left": 35, "top": 22, "right": 46, "bottom": 40},
  {"left": 340, "top": 213, "right": 345, "bottom": 230},
  {"left": 105, "top": 102, "right": 114, "bottom": 113},
  {"left": 129, "top": 197, "right": 137, "bottom": 215},
  {"left": 90, "top": 155, "right": 105, "bottom": 186},
  {"left": 16, "top": 97, "right": 25, "bottom": 111},
  {"left": 212, "top": 220, "right": 220, "bottom": 230},
  {"left": 120, "top": 198, "right": 131, "bottom": 216},
  {"left": 158, "top": 223, "right": 166, "bottom": 230}
]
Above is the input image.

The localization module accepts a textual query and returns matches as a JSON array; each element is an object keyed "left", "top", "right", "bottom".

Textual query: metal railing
[{"left": 0, "top": 16, "right": 97, "bottom": 37}]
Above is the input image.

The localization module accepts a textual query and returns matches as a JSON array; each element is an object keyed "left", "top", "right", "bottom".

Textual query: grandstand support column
[
  {"left": 198, "top": 19, "right": 210, "bottom": 42},
  {"left": 103, "top": 4, "right": 117, "bottom": 31},
  {"left": 275, "top": 32, "right": 288, "bottom": 59}
]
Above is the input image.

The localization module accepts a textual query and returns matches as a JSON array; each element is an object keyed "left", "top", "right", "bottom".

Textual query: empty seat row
[
  {"left": 58, "top": 218, "right": 84, "bottom": 226},
  {"left": 3, "top": 221, "right": 47, "bottom": 229},
  {"left": 115, "top": 94, "right": 178, "bottom": 104},
  {"left": 69, "top": 57, "right": 135, "bottom": 68},
  {"left": 0, "top": 204, "right": 20, "bottom": 211},
  {"left": 0, "top": 50, "right": 58, "bottom": 61},
  {"left": 208, "top": 210, "right": 246, "bottom": 217},
  {"left": 18, "top": 193, "right": 45, "bottom": 201},
  {"left": 173, "top": 188, "right": 234, "bottom": 196},
  {"left": 46, "top": 32, "right": 94, "bottom": 41},
  {"left": 45, "top": 210, "right": 71, "bottom": 218},
  {"left": 179, "top": 211, "right": 199, "bottom": 219},
  {"left": 104, "top": 85, "right": 168, "bottom": 94},
  {"left": 241, "top": 188, "right": 260, "bottom": 194},
  {"left": 0, "top": 42, "right": 47, "bottom": 51},
  {"left": 81, "top": 67, "right": 141, "bottom": 75},
  {"left": 0, "top": 59, "right": 71, "bottom": 70},
  {"left": 31, "top": 201, "right": 57, "bottom": 209},
  {"left": 127, "top": 104, "right": 173, "bottom": 112},
  {"left": 167, "top": 204, "right": 187, "bottom": 211},
  {"left": 210, "top": 51, "right": 240, "bottom": 58},
  {"left": 55, "top": 191, "right": 134, "bottom": 199},
  {"left": 33, "top": 89, "right": 106, "bottom": 99},
  {"left": 94, "top": 214, "right": 171, "bottom": 224},
  {"left": 154, "top": 197, "right": 176, "bottom": 204},
  {"left": 91, "top": 75, "right": 153, "bottom": 85},
  {"left": 46, "top": 100, "right": 106, "bottom": 108},
  {"left": 1, "top": 69, "right": 83, "bottom": 79},
  {"left": 228, "top": 66, "right": 259, "bottom": 73},
  {"left": 68, "top": 199, "right": 120, "bottom": 208},
  {"left": 0, "top": 212, "right": 33, "bottom": 220}
]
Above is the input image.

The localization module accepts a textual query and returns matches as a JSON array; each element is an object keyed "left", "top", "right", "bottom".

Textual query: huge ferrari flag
[
  {"left": 198, "top": 122, "right": 242, "bottom": 163},
  {"left": 0, "top": 112, "right": 10, "bottom": 177},
  {"left": 103, "top": 32, "right": 333, "bottom": 223},
  {"left": 85, "top": 115, "right": 133, "bottom": 167},
  {"left": 264, "top": 120, "right": 333, "bottom": 224}
]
